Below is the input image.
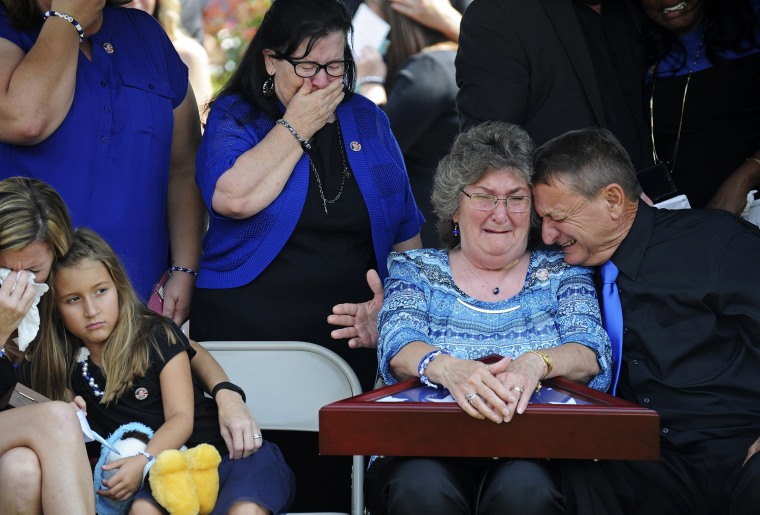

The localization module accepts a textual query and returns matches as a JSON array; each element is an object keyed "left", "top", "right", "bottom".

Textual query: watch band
[{"left": 211, "top": 381, "right": 246, "bottom": 403}]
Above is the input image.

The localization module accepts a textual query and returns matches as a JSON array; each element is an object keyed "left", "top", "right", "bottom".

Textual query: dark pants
[
  {"left": 730, "top": 451, "right": 760, "bottom": 515},
  {"left": 609, "top": 437, "right": 760, "bottom": 515},
  {"left": 365, "top": 456, "right": 565, "bottom": 515}
]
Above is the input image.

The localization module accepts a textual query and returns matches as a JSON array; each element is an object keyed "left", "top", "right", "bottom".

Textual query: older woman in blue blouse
[{"left": 366, "top": 121, "right": 611, "bottom": 515}]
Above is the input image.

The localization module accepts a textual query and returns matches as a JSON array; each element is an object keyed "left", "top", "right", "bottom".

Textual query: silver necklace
[{"left": 309, "top": 116, "right": 351, "bottom": 214}]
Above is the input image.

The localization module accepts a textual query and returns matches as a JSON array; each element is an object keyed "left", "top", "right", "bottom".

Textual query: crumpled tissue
[
  {"left": 741, "top": 190, "right": 760, "bottom": 227},
  {"left": 0, "top": 268, "right": 49, "bottom": 351}
]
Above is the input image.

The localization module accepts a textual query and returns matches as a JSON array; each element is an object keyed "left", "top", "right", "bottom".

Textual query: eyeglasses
[
  {"left": 461, "top": 190, "right": 532, "bottom": 213},
  {"left": 274, "top": 54, "right": 349, "bottom": 78}
]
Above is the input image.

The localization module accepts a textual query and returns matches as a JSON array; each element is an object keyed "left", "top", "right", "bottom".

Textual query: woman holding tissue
[{"left": 0, "top": 176, "right": 95, "bottom": 514}]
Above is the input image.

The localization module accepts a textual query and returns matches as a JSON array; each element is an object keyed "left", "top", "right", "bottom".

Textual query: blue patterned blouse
[{"left": 377, "top": 248, "right": 611, "bottom": 391}]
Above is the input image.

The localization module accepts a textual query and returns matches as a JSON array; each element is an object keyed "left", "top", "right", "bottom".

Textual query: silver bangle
[
  {"left": 276, "top": 118, "right": 311, "bottom": 151},
  {"left": 357, "top": 75, "right": 386, "bottom": 87}
]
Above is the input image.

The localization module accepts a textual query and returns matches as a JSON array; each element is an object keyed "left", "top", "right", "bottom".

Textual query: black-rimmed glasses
[
  {"left": 461, "top": 190, "right": 532, "bottom": 213},
  {"left": 274, "top": 54, "right": 349, "bottom": 78}
]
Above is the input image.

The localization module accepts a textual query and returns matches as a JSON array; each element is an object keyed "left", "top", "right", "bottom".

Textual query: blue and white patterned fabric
[{"left": 377, "top": 248, "right": 611, "bottom": 391}]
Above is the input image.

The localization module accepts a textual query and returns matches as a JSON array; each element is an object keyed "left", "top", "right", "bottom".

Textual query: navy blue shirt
[{"left": 0, "top": 6, "right": 189, "bottom": 299}]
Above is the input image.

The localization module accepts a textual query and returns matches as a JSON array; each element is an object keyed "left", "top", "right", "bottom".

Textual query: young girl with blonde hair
[{"left": 34, "top": 227, "right": 294, "bottom": 514}]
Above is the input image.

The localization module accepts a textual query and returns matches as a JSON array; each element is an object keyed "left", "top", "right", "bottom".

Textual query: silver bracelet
[
  {"left": 276, "top": 118, "right": 311, "bottom": 151},
  {"left": 357, "top": 75, "right": 386, "bottom": 87},
  {"left": 43, "top": 10, "right": 85, "bottom": 42}
]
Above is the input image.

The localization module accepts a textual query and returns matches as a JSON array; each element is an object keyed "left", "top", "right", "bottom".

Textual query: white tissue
[
  {"left": 0, "top": 268, "right": 49, "bottom": 351},
  {"left": 741, "top": 190, "right": 760, "bottom": 228}
]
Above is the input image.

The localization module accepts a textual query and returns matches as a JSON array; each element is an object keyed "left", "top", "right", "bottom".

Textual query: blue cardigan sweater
[{"left": 195, "top": 93, "right": 423, "bottom": 288}]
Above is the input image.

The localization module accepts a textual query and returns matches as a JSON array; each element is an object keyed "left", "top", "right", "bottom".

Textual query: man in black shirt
[{"left": 533, "top": 127, "right": 760, "bottom": 514}]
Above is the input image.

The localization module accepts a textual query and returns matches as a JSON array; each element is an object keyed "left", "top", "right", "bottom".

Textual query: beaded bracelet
[
  {"left": 418, "top": 349, "right": 451, "bottom": 389},
  {"left": 169, "top": 266, "right": 198, "bottom": 277},
  {"left": 43, "top": 10, "right": 85, "bottom": 42},
  {"left": 276, "top": 118, "right": 311, "bottom": 151},
  {"left": 357, "top": 75, "right": 386, "bottom": 87}
]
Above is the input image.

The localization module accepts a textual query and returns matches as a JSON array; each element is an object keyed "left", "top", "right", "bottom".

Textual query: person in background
[
  {"left": 0, "top": 0, "right": 206, "bottom": 323},
  {"left": 641, "top": 0, "right": 760, "bottom": 212},
  {"left": 357, "top": 0, "right": 458, "bottom": 247},
  {"left": 190, "top": 0, "right": 422, "bottom": 509},
  {"left": 455, "top": 0, "right": 652, "bottom": 171},
  {"left": 345, "top": 0, "right": 470, "bottom": 42},
  {"left": 365, "top": 121, "right": 611, "bottom": 515},
  {"left": 179, "top": 0, "right": 205, "bottom": 45},
  {"left": 127, "top": 0, "right": 214, "bottom": 122}
]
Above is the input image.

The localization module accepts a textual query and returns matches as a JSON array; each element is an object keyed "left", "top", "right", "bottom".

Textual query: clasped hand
[{"left": 443, "top": 356, "right": 543, "bottom": 424}]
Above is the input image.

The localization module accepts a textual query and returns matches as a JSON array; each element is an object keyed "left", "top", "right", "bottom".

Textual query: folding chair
[{"left": 199, "top": 341, "right": 364, "bottom": 515}]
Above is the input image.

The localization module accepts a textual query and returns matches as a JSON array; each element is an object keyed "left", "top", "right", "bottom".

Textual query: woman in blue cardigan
[{"left": 190, "top": 0, "right": 422, "bottom": 510}]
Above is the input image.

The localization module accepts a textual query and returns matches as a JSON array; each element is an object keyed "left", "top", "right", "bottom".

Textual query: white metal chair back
[{"left": 199, "top": 341, "right": 364, "bottom": 515}]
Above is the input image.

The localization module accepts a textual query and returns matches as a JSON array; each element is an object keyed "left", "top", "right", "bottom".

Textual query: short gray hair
[
  {"left": 432, "top": 121, "right": 534, "bottom": 248},
  {"left": 533, "top": 127, "right": 642, "bottom": 200}
]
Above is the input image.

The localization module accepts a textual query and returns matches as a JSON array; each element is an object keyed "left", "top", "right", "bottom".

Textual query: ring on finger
[
  {"left": 510, "top": 386, "right": 524, "bottom": 393},
  {"left": 465, "top": 392, "right": 478, "bottom": 403},
  {"left": 252, "top": 433, "right": 263, "bottom": 439}
]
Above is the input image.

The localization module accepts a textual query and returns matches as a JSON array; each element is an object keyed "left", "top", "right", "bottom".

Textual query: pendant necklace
[
  {"left": 77, "top": 347, "right": 104, "bottom": 398},
  {"left": 491, "top": 258, "right": 521, "bottom": 295},
  {"left": 309, "top": 115, "right": 351, "bottom": 214}
]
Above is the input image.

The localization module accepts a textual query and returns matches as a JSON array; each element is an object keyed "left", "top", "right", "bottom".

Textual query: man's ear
[{"left": 602, "top": 183, "right": 626, "bottom": 219}]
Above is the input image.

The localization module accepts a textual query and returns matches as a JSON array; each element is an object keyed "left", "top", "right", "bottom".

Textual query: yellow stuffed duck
[{"left": 94, "top": 422, "right": 221, "bottom": 515}]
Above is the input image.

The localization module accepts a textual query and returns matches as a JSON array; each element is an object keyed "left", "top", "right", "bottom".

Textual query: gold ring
[{"left": 511, "top": 386, "right": 524, "bottom": 393}]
